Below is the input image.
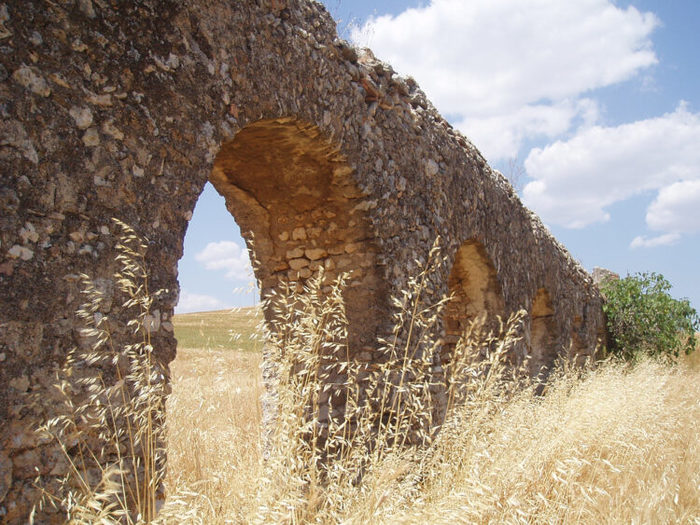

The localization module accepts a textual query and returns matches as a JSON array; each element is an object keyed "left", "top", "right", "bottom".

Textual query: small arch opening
[
  {"left": 529, "top": 287, "right": 558, "bottom": 377},
  {"left": 209, "top": 117, "right": 386, "bottom": 353},
  {"left": 443, "top": 239, "right": 505, "bottom": 358}
]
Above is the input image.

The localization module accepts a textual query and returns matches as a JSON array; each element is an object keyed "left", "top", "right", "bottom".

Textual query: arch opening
[
  {"left": 165, "top": 118, "right": 390, "bottom": 507},
  {"left": 442, "top": 240, "right": 505, "bottom": 360},
  {"left": 528, "top": 287, "right": 558, "bottom": 377},
  {"left": 208, "top": 117, "right": 386, "bottom": 355}
]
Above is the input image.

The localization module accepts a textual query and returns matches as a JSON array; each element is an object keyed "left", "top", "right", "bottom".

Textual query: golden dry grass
[
  {"left": 685, "top": 334, "right": 700, "bottom": 369},
  {"left": 407, "top": 360, "right": 700, "bottom": 524},
  {"left": 162, "top": 318, "right": 700, "bottom": 523},
  {"left": 42, "top": 227, "right": 698, "bottom": 524},
  {"left": 163, "top": 346, "right": 263, "bottom": 522}
]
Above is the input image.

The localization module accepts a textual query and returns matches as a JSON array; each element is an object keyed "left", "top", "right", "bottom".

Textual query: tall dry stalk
[
  {"left": 162, "top": 291, "right": 700, "bottom": 524},
  {"left": 247, "top": 238, "right": 529, "bottom": 523},
  {"left": 35, "top": 219, "right": 168, "bottom": 524},
  {"left": 33, "top": 223, "right": 699, "bottom": 523}
]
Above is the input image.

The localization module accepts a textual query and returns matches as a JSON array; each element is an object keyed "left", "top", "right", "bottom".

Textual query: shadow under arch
[
  {"left": 443, "top": 239, "right": 506, "bottom": 357},
  {"left": 528, "top": 287, "right": 559, "bottom": 378},
  {"left": 208, "top": 117, "right": 387, "bottom": 355}
]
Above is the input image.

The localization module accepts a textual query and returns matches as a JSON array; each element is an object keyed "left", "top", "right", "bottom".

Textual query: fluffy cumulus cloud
[
  {"left": 353, "top": 0, "right": 700, "bottom": 246},
  {"left": 195, "top": 241, "right": 252, "bottom": 281},
  {"left": 352, "top": 0, "right": 657, "bottom": 160},
  {"left": 523, "top": 103, "right": 700, "bottom": 237},
  {"left": 629, "top": 233, "right": 680, "bottom": 249},
  {"left": 455, "top": 99, "right": 600, "bottom": 162},
  {"left": 646, "top": 180, "right": 700, "bottom": 234},
  {"left": 176, "top": 290, "right": 226, "bottom": 314}
]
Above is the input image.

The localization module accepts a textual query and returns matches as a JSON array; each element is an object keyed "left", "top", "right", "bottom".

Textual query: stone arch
[
  {"left": 0, "top": 0, "right": 609, "bottom": 520},
  {"left": 528, "top": 287, "right": 558, "bottom": 377},
  {"left": 443, "top": 239, "right": 506, "bottom": 352},
  {"left": 208, "top": 117, "right": 386, "bottom": 353}
]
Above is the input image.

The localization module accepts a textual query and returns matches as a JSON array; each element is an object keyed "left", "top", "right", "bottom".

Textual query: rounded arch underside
[
  {"left": 529, "top": 287, "right": 558, "bottom": 376},
  {"left": 443, "top": 239, "right": 506, "bottom": 356},
  {"left": 209, "top": 118, "right": 387, "bottom": 353}
]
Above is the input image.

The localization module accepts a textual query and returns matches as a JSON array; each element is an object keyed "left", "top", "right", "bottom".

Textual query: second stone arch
[
  {"left": 527, "top": 287, "right": 560, "bottom": 378},
  {"left": 442, "top": 239, "right": 506, "bottom": 356},
  {"left": 442, "top": 240, "right": 567, "bottom": 381}
]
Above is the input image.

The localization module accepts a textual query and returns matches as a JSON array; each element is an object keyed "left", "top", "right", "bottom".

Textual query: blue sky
[{"left": 176, "top": 0, "right": 699, "bottom": 313}]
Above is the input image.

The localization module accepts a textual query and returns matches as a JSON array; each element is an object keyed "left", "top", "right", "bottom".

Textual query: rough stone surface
[
  {"left": 0, "top": 0, "right": 605, "bottom": 521},
  {"left": 592, "top": 266, "right": 620, "bottom": 286}
]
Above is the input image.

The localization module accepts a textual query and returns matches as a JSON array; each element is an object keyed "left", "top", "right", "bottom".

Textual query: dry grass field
[
  {"left": 164, "top": 346, "right": 263, "bottom": 522},
  {"left": 171, "top": 307, "right": 262, "bottom": 352},
  {"left": 162, "top": 309, "right": 700, "bottom": 524},
  {"left": 40, "top": 226, "right": 697, "bottom": 523}
]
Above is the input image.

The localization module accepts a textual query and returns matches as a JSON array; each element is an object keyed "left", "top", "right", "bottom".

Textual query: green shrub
[{"left": 600, "top": 272, "right": 699, "bottom": 361}]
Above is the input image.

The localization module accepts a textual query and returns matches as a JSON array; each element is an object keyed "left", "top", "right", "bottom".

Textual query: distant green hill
[{"left": 173, "top": 307, "right": 262, "bottom": 352}]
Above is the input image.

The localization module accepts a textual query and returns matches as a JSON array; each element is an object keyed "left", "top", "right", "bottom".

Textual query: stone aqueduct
[{"left": 0, "top": 0, "right": 605, "bottom": 520}]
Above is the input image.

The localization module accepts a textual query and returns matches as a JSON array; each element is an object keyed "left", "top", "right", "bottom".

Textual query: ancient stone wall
[{"left": 0, "top": 0, "right": 604, "bottom": 521}]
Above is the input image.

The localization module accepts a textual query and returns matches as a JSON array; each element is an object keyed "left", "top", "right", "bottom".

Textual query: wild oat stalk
[
  {"left": 159, "top": 235, "right": 699, "bottom": 523},
  {"left": 36, "top": 218, "right": 168, "bottom": 524},
  {"left": 251, "top": 238, "right": 530, "bottom": 523}
]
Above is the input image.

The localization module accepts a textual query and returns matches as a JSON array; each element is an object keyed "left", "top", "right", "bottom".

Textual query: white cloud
[
  {"left": 523, "top": 103, "right": 700, "bottom": 230},
  {"left": 646, "top": 180, "right": 700, "bottom": 234},
  {"left": 455, "top": 99, "right": 599, "bottom": 161},
  {"left": 195, "top": 241, "right": 252, "bottom": 280},
  {"left": 630, "top": 233, "right": 681, "bottom": 249},
  {"left": 352, "top": 0, "right": 657, "bottom": 160},
  {"left": 353, "top": 0, "right": 700, "bottom": 248},
  {"left": 176, "top": 290, "right": 226, "bottom": 314}
]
